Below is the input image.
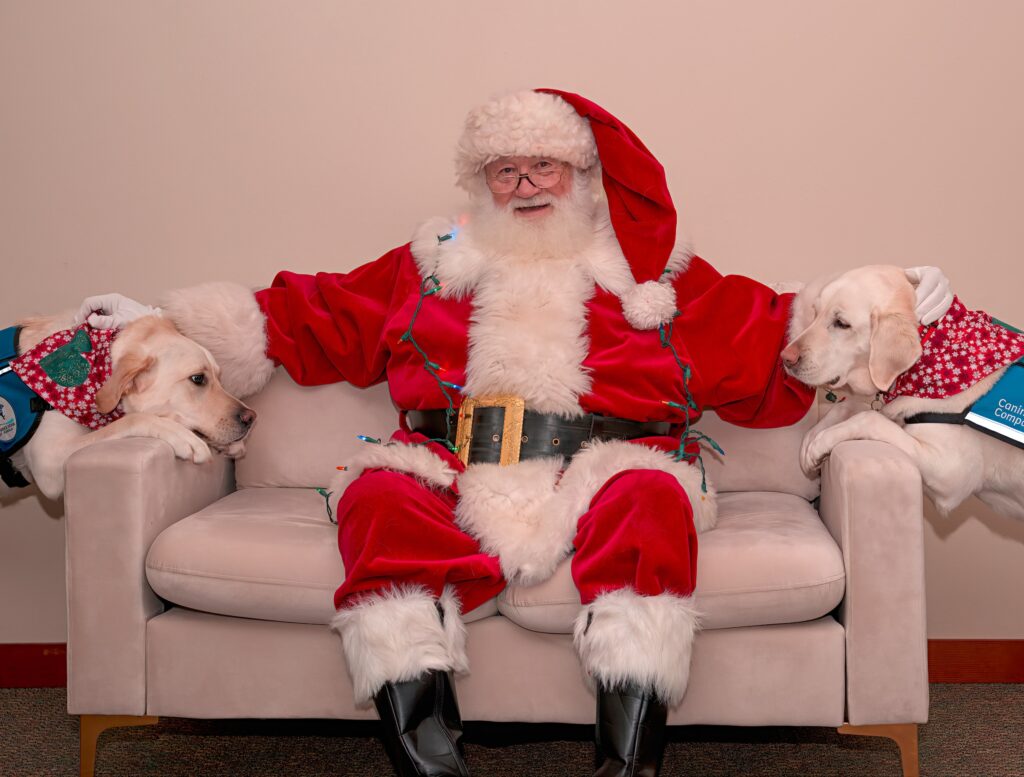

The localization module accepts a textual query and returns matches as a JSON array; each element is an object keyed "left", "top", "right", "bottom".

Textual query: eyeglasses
[{"left": 485, "top": 159, "right": 565, "bottom": 194}]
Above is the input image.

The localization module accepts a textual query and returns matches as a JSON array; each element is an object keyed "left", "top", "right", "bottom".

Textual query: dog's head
[
  {"left": 781, "top": 264, "right": 923, "bottom": 397},
  {"left": 95, "top": 316, "right": 256, "bottom": 455}
]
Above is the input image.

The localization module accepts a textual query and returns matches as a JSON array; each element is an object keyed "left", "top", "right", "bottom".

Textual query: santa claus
[{"left": 79, "top": 89, "right": 951, "bottom": 777}]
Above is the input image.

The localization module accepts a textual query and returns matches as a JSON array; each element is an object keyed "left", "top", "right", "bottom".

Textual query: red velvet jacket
[{"left": 254, "top": 239, "right": 812, "bottom": 430}]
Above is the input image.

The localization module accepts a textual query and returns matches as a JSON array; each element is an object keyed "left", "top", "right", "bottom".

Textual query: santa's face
[
  {"left": 470, "top": 157, "right": 599, "bottom": 259},
  {"left": 484, "top": 156, "right": 575, "bottom": 221}
]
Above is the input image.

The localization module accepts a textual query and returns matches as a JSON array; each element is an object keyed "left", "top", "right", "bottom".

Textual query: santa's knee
[
  {"left": 337, "top": 468, "right": 452, "bottom": 537},
  {"left": 589, "top": 468, "right": 697, "bottom": 543}
]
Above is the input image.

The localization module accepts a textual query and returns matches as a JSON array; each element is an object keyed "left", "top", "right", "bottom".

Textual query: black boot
[
  {"left": 373, "top": 669, "right": 470, "bottom": 777},
  {"left": 594, "top": 681, "right": 668, "bottom": 777}
]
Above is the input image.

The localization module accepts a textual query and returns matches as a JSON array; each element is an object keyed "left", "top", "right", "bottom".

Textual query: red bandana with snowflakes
[
  {"left": 883, "top": 297, "right": 1024, "bottom": 403},
  {"left": 11, "top": 325, "right": 124, "bottom": 429}
]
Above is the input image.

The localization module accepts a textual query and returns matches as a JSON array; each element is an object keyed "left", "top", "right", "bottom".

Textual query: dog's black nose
[{"left": 238, "top": 409, "right": 256, "bottom": 427}]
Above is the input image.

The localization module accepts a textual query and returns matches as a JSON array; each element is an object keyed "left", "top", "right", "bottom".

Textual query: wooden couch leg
[
  {"left": 838, "top": 723, "right": 919, "bottom": 777},
  {"left": 80, "top": 714, "right": 159, "bottom": 777}
]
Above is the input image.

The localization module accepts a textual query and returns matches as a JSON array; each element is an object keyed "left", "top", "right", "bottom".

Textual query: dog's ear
[
  {"left": 95, "top": 352, "right": 155, "bottom": 413},
  {"left": 868, "top": 310, "right": 922, "bottom": 392}
]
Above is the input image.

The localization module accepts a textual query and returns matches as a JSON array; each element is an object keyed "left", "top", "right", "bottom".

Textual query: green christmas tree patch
[{"left": 39, "top": 329, "right": 93, "bottom": 388}]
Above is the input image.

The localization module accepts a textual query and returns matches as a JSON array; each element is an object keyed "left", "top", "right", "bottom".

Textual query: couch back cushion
[
  {"left": 237, "top": 368, "right": 822, "bottom": 499},
  {"left": 694, "top": 408, "right": 821, "bottom": 500},
  {"left": 236, "top": 370, "right": 396, "bottom": 490}
]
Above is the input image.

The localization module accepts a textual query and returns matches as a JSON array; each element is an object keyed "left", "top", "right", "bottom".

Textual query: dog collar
[
  {"left": 11, "top": 325, "right": 124, "bottom": 430},
  {"left": 883, "top": 297, "right": 1024, "bottom": 403}
]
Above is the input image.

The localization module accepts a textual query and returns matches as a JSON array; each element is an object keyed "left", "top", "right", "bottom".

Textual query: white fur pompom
[{"left": 620, "top": 281, "right": 677, "bottom": 330}]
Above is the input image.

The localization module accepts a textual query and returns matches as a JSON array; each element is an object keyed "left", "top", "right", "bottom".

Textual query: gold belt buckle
[{"left": 455, "top": 395, "right": 526, "bottom": 466}]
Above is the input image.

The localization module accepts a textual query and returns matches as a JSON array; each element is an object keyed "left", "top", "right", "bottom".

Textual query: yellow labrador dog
[
  {"left": 782, "top": 264, "right": 1024, "bottom": 520},
  {"left": 6, "top": 314, "right": 255, "bottom": 499}
]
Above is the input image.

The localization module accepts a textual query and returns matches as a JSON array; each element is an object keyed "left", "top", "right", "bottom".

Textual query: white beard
[{"left": 466, "top": 175, "right": 601, "bottom": 260}]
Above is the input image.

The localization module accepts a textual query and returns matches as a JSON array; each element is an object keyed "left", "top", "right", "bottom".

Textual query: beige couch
[{"left": 65, "top": 370, "right": 929, "bottom": 777}]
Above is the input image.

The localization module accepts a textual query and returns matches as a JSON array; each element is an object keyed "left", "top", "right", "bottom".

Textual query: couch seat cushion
[
  {"left": 147, "top": 489, "right": 840, "bottom": 632},
  {"left": 498, "top": 491, "right": 845, "bottom": 633},
  {"left": 146, "top": 487, "right": 498, "bottom": 625}
]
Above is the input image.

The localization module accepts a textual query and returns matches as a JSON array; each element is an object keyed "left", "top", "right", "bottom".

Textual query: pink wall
[{"left": 2, "top": 1, "right": 1022, "bottom": 641}]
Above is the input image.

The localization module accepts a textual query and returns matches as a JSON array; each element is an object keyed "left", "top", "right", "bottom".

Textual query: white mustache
[{"left": 510, "top": 194, "right": 555, "bottom": 209}]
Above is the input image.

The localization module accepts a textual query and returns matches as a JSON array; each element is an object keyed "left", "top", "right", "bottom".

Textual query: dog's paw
[
  {"left": 148, "top": 417, "right": 212, "bottom": 464},
  {"left": 172, "top": 430, "right": 211, "bottom": 464},
  {"left": 800, "top": 431, "right": 829, "bottom": 476},
  {"left": 188, "top": 437, "right": 213, "bottom": 464}
]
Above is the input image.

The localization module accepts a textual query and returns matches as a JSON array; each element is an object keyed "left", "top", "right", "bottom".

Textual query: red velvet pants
[{"left": 333, "top": 454, "right": 698, "bottom": 613}]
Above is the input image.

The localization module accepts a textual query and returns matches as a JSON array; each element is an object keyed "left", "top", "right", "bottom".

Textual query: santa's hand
[
  {"left": 74, "top": 293, "right": 161, "bottom": 329},
  {"left": 905, "top": 266, "right": 953, "bottom": 325}
]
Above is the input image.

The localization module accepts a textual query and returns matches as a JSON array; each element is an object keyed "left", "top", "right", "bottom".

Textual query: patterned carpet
[{"left": 2, "top": 685, "right": 1022, "bottom": 776}]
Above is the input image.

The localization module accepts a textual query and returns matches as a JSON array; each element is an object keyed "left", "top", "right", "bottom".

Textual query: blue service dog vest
[
  {"left": 904, "top": 317, "right": 1024, "bottom": 451},
  {"left": 0, "top": 326, "right": 49, "bottom": 487}
]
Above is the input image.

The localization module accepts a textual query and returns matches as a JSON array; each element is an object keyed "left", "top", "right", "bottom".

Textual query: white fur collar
[
  {"left": 410, "top": 216, "right": 490, "bottom": 300},
  {"left": 409, "top": 213, "right": 688, "bottom": 322},
  {"left": 465, "top": 250, "right": 595, "bottom": 415},
  {"left": 407, "top": 215, "right": 689, "bottom": 415}
]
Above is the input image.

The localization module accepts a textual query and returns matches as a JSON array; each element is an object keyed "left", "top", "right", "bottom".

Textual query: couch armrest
[
  {"left": 64, "top": 439, "right": 234, "bottom": 715},
  {"left": 819, "top": 440, "right": 928, "bottom": 726}
]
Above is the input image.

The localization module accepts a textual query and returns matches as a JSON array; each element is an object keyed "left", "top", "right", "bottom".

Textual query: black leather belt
[{"left": 407, "top": 406, "right": 670, "bottom": 465}]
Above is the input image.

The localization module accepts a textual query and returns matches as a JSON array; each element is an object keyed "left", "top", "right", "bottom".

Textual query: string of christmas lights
[
  {"left": 331, "top": 263, "right": 463, "bottom": 521},
  {"left": 353, "top": 264, "right": 462, "bottom": 454},
  {"left": 659, "top": 312, "right": 724, "bottom": 492},
  {"left": 346, "top": 252, "right": 721, "bottom": 501},
  {"left": 397, "top": 272, "right": 462, "bottom": 452}
]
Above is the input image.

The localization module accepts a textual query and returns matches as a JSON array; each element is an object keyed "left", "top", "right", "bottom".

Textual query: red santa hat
[
  {"left": 454, "top": 88, "right": 678, "bottom": 289},
  {"left": 454, "top": 89, "right": 681, "bottom": 330}
]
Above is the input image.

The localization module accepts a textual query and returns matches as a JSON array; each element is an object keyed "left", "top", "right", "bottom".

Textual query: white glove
[
  {"left": 74, "top": 293, "right": 161, "bottom": 329},
  {"left": 905, "top": 266, "right": 953, "bottom": 325}
]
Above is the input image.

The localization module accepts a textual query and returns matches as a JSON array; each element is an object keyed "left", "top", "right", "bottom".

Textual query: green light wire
[
  {"left": 396, "top": 272, "right": 459, "bottom": 452},
  {"left": 658, "top": 312, "right": 724, "bottom": 492}
]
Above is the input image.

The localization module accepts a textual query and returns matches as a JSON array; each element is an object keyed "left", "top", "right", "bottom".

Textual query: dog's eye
[
  {"left": 190, "top": 374, "right": 206, "bottom": 386},
  {"left": 832, "top": 318, "right": 851, "bottom": 330}
]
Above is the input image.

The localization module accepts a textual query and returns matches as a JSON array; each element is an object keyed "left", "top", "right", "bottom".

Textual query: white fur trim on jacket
[
  {"left": 330, "top": 585, "right": 467, "bottom": 705},
  {"left": 455, "top": 90, "right": 597, "bottom": 190},
  {"left": 412, "top": 215, "right": 599, "bottom": 417},
  {"left": 455, "top": 457, "right": 574, "bottom": 586},
  {"left": 453, "top": 439, "right": 716, "bottom": 586},
  {"left": 325, "top": 441, "right": 458, "bottom": 520},
  {"left": 410, "top": 216, "right": 490, "bottom": 300},
  {"left": 559, "top": 439, "right": 717, "bottom": 533},
  {"left": 463, "top": 253, "right": 595, "bottom": 416},
  {"left": 158, "top": 281, "right": 275, "bottom": 399},
  {"left": 574, "top": 588, "right": 700, "bottom": 707},
  {"left": 411, "top": 214, "right": 690, "bottom": 343}
]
